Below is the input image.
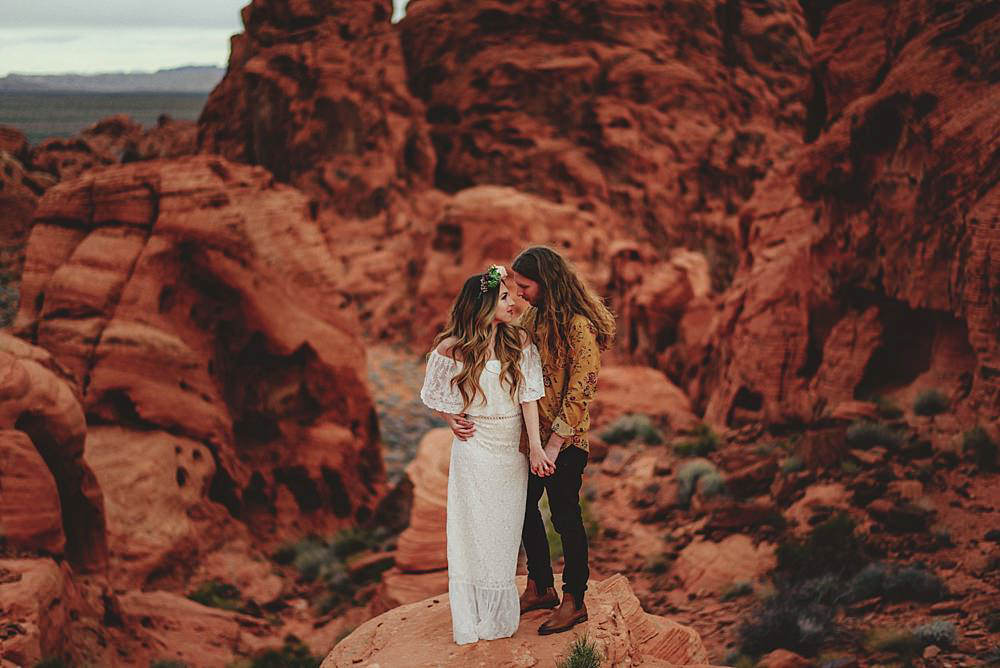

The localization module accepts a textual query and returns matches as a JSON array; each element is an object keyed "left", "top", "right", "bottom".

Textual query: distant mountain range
[{"left": 0, "top": 66, "right": 226, "bottom": 93}]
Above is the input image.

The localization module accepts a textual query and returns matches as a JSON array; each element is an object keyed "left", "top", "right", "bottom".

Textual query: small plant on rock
[
  {"left": 846, "top": 420, "right": 903, "bottom": 449},
  {"left": 673, "top": 423, "right": 720, "bottom": 457},
  {"left": 150, "top": 661, "right": 189, "bottom": 668},
  {"left": 842, "top": 563, "right": 947, "bottom": 603},
  {"left": 738, "top": 590, "right": 833, "bottom": 657},
  {"left": 557, "top": 634, "right": 603, "bottom": 668},
  {"left": 599, "top": 414, "right": 664, "bottom": 445},
  {"left": 244, "top": 635, "right": 322, "bottom": 668},
  {"left": 187, "top": 579, "right": 242, "bottom": 612},
  {"left": 914, "top": 388, "right": 949, "bottom": 416},
  {"left": 676, "top": 459, "right": 720, "bottom": 507},
  {"left": 780, "top": 455, "right": 804, "bottom": 473}
]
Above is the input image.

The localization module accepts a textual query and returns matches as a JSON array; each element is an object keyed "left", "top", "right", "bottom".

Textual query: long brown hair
[
  {"left": 512, "top": 246, "right": 616, "bottom": 356},
  {"left": 431, "top": 274, "right": 525, "bottom": 411}
]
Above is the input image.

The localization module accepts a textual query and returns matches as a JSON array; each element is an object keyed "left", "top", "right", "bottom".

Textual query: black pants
[{"left": 522, "top": 445, "right": 589, "bottom": 597}]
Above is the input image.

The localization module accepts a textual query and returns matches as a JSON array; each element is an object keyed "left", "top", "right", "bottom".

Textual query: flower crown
[{"left": 480, "top": 264, "right": 507, "bottom": 293}]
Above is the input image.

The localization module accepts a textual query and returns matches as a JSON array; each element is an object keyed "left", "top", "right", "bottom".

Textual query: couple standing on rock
[{"left": 420, "top": 246, "right": 615, "bottom": 645}]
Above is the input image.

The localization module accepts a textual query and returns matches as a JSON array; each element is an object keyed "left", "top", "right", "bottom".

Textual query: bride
[{"left": 420, "top": 265, "right": 555, "bottom": 645}]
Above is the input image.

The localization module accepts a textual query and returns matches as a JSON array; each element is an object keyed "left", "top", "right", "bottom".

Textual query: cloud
[{"left": 2, "top": 1, "right": 247, "bottom": 29}]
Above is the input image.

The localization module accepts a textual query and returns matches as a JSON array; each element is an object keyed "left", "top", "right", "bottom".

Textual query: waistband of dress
[{"left": 466, "top": 412, "right": 520, "bottom": 421}]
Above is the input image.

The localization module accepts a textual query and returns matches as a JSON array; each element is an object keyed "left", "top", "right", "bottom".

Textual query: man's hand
[
  {"left": 529, "top": 446, "right": 556, "bottom": 477},
  {"left": 543, "top": 434, "right": 564, "bottom": 468},
  {"left": 443, "top": 413, "right": 475, "bottom": 441}
]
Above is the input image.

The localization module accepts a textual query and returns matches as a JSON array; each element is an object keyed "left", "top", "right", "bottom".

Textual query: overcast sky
[{"left": 0, "top": 0, "right": 409, "bottom": 75}]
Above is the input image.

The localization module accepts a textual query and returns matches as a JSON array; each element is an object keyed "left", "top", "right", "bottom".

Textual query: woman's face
[{"left": 491, "top": 282, "right": 516, "bottom": 324}]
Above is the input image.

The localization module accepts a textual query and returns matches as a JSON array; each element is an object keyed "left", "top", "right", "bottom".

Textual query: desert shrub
[
  {"left": 720, "top": 581, "right": 754, "bottom": 601},
  {"left": 272, "top": 528, "right": 392, "bottom": 615},
  {"left": 867, "top": 621, "right": 956, "bottom": 656},
  {"left": 781, "top": 455, "right": 804, "bottom": 473},
  {"left": 873, "top": 395, "right": 903, "bottom": 420},
  {"left": 842, "top": 563, "right": 946, "bottom": 603},
  {"left": 188, "top": 580, "right": 242, "bottom": 611},
  {"left": 644, "top": 554, "right": 670, "bottom": 574},
  {"left": 963, "top": 426, "right": 998, "bottom": 470},
  {"left": 845, "top": 420, "right": 902, "bottom": 449},
  {"left": 913, "top": 620, "right": 956, "bottom": 648},
  {"left": 599, "top": 414, "right": 663, "bottom": 445},
  {"left": 697, "top": 471, "right": 727, "bottom": 499},
  {"left": 913, "top": 388, "right": 949, "bottom": 416},
  {"left": 557, "top": 634, "right": 602, "bottom": 668},
  {"left": 777, "top": 513, "right": 869, "bottom": 580},
  {"left": 246, "top": 636, "right": 321, "bottom": 668},
  {"left": 676, "top": 459, "right": 719, "bottom": 507},
  {"left": 673, "top": 423, "right": 720, "bottom": 457},
  {"left": 151, "top": 661, "right": 189, "bottom": 668},
  {"left": 738, "top": 591, "right": 834, "bottom": 656}
]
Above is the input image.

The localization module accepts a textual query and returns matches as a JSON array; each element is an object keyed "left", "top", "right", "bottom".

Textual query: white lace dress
[{"left": 420, "top": 345, "right": 545, "bottom": 645}]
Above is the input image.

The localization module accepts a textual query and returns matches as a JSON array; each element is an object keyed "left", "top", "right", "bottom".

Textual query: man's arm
[{"left": 548, "top": 316, "right": 601, "bottom": 448}]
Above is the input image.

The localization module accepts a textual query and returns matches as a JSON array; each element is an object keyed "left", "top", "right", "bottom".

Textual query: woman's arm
[
  {"left": 522, "top": 399, "right": 554, "bottom": 476},
  {"left": 434, "top": 410, "right": 475, "bottom": 441}
]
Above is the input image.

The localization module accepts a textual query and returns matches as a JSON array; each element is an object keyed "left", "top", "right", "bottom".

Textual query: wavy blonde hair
[
  {"left": 432, "top": 274, "right": 525, "bottom": 412},
  {"left": 512, "top": 246, "right": 616, "bottom": 356}
]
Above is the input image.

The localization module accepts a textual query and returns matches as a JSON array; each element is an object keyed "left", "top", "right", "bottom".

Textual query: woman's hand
[
  {"left": 441, "top": 412, "right": 476, "bottom": 441},
  {"left": 529, "top": 445, "right": 556, "bottom": 477}
]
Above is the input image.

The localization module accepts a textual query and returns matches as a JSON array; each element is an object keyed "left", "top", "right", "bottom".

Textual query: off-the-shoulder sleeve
[
  {"left": 519, "top": 344, "right": 545, "bottom": 403},
  {"left": 420, "top": 352, "right": 465, "bottom": 414}
]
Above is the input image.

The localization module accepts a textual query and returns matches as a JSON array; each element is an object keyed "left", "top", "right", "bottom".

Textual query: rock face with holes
[
  {"left": 329, "top": 573, "right": 714, "bottom": 668},
  {"left": 700, "top": 0, "right": 1000, "bottom": 427},
  {"left": 12, "top": 155, "right": 385, "bottom": 588}
]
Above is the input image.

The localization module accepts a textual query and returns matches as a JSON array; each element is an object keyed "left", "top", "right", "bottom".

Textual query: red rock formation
[
  {"left": 701, "top": 0, "right": 1000, "bottom": 427},
  {"left": 376, "top": 428, "right": 451, "bottom": 609},
  {"left": 27, "top": 114, "right": 198, "bottom": 182},
  {"left": 199, "top": 0, "right": 434, "bottom": 220},
  {"left": 13, "top": 156, "right": 385, "bottom": 587},
  {"left": 0, "top": 333, "right": 107, "bottom": 570},
  {"left": 329, "top": 573, "right": 715, "bottom": 667},
  {"left": 0, "top": 151, "right": 51, "bottom": 325}
]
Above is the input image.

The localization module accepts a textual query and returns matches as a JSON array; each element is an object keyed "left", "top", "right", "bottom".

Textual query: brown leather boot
[
  {"left": 537, "top": 592, "right": 588, "bottom": 635},
  {"left": 520, "top": 579, "right": 559, "bottom": 615}
]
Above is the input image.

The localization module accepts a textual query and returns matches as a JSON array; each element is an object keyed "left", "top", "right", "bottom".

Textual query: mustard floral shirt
[{"left": 519, "top": 310, "right": 602, "bottom": 454}]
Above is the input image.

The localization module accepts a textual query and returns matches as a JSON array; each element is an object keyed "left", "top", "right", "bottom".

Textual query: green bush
[
  {"left": 777, "top": 513, "right": 869, "bottom": 579},
  {"left": 557, "top": 634, "right": 602, "bottom": 668},
  {"left": 151, "top": 661, "right": 189, "bottom": 668},
  {"left": 985, "top": 609, "right": 1000, "bottom": 633},
  {"left": 188, "top": 580, "right": 242, "bottom": 612},
  {"left": 963, "top": 426, "right": 998, "bottom": 470},
  {"left": 842, "top": 563, "right": 946, "bottom": 603},
  {"left": 913, "top": 620, "right": 956, "bottom": 648},
  {"left": 697, "top": 471, "right": 727, "bottom": 499},
  {"left": 672, "top": 423, "right": 720, "bottom": 457},
  {"left": 599, "top": 414, "right": 663, "bottom": 445},
  {"left": 720, "top": 581, "right": 754, "bottom": 601},
  {"left": 676, "top": 459, "right": 719, "bottom": 507},
  {"left": 845, "top": 420, "right": 903, "bottom": 449},
  {"left": 913, "top": 389, "right": 949, "bottom": 416}
]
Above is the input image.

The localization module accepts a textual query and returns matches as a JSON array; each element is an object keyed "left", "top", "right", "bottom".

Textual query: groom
[{"left": 510, "top": 246, "right": 615, "bottom": 635}]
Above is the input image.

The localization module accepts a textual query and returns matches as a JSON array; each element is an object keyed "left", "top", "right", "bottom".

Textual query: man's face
[{"left": 510, "top": 270, "right": 540, "bottom": 306}]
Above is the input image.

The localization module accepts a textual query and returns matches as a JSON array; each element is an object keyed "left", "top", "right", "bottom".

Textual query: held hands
[
  {"left": 444, "top": 413, "right": 476, "bottom": 441},
  {"left": 529, "top": 445, "right": 556, "bottom": 477}
]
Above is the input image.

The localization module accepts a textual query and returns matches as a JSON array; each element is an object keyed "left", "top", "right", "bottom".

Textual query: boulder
[{"left": 327, "top": 574, "right": 715, "bottom": 668}]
